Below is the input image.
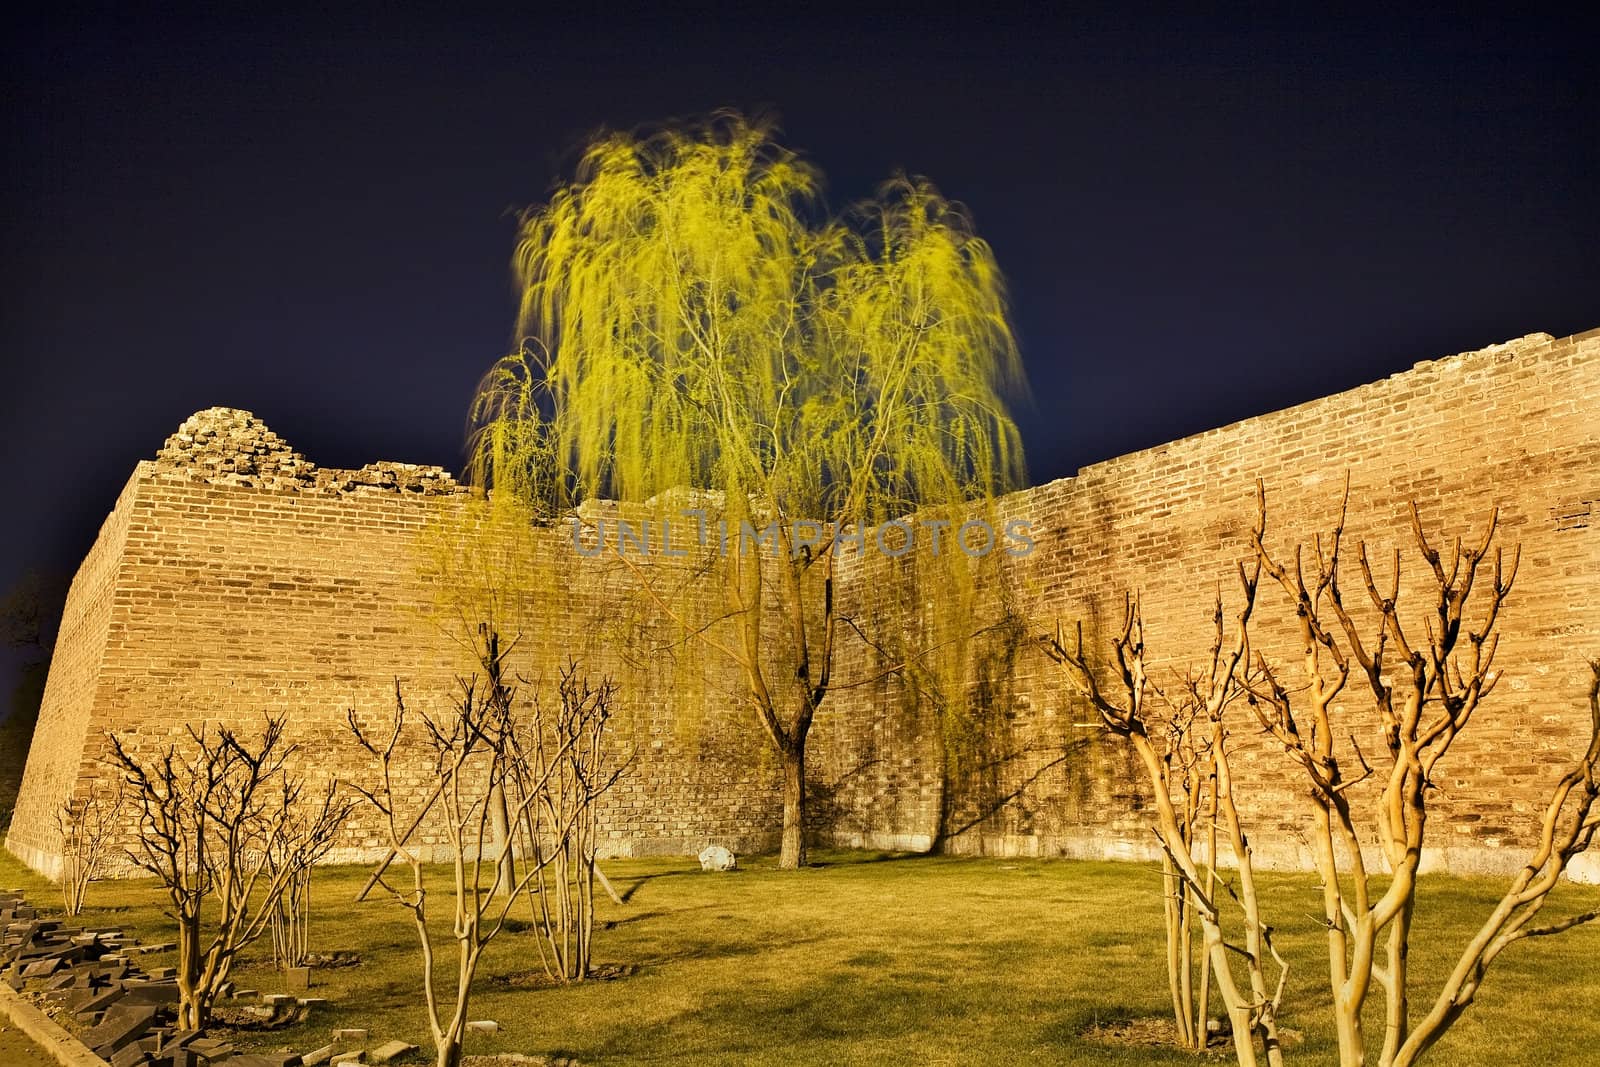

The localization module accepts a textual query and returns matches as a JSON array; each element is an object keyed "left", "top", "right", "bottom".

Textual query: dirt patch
[
  {"left": 303, "top": 951, "right": 363, "bottom": 968},
  {"left": 1082, "top": 1016, "right": 1302, "bottom": 1056},
  {"left": 1082, "top": 1015, "right": 1228, "bottom": 1053},
  {"left": 492, "top": 963, "right": 637, "bottom": 989},
  {"left": 207, "top": 1005, "right": 307, "bottom": 1031}
]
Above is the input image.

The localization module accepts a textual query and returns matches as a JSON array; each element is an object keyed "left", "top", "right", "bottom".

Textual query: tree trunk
[
  {"left": 930, "top": 730, "right": 954, "bottom": 853},
  {"left": 176, "top": 910, "right": 204, "bottom": 1030},
  {"left": 489, "top": 781, "right": 515, "bottom": 897},
  {"left": 779, "top": 737, "right": 807, "bottom": 869}
]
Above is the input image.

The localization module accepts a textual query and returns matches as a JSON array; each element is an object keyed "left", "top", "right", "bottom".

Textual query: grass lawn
[{"left": 2, "top": 848, "right": 1597, "bottom": 1065}]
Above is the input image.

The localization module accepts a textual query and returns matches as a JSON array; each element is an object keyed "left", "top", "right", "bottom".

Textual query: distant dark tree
[
  {"left": 0, "top": 569, "right": 68, "bottom": 657},
  {"left": 0, "top": 568, "right": 69, "bottom": 828}
]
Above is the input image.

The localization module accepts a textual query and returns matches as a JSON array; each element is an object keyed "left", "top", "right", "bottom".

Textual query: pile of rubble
[
  {"left": 1, "top": 889, "right": 416, "bottom": 1067},
  {"left": 305, "top": 462, "right": 462, "bottom": 497},
  {"left": 2, "top": 888, "right": 586, "bottom": 1067},
  {"left": 152, "top": 408, "right": 465, "bottom": 497},
  {"left": 154, "top": 408, "right": 316, "bottom": 492}
]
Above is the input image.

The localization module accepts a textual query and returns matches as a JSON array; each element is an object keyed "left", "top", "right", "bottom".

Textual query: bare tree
[
  {"left": 1045, "top": 483, "right": 1600, "bottom": 1066},
  {"left": 519, "top": 660, "right": 628, "bottom": 982},
  {"left": 266, "top": 788, "right": 338, "bottom": 970},
  {"left": 54, "top": 781, "right": 124, "bottom": 916},
  {"left": 267, "top": 863, "right": 312, "bottom": 971},
  {"left": 1043, "top": 579, "right": 1288, "bottom": 1067},
  {"left": 106, "top": 717, "right": 351, "bottom": 1029},
  {"left": 345, "top": 632, "right": 608, "bottom": 1067},
  {"left": 1246, "top": 482, "right": 1600, "bottom": 1066}
]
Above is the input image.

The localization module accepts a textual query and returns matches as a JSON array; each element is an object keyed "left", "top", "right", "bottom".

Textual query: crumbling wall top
[{"left": 153, "top": 407, "right": 467, "bottom": 496}]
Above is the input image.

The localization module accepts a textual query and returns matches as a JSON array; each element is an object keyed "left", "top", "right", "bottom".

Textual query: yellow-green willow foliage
[
  {"left": 474, "top": 113, "right": 1023, "bottom": 518},
  {"left": 470, "top": 112, "right": 1029, "bottom": 866},
  {"left": 467, "top": 343, "right": 567, "bottom": 519}
]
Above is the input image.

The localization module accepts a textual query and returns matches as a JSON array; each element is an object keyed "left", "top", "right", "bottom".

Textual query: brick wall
[
  {"left": 5, "top": 413, "right": 783, "bottom": 873},
  {"left": 7, "top": 328, "right": 1598, "bottom": 880},
  {"left": 812, "top": 328, "right": 1600, "bottom": 880},
  {"left": 6, "top": 474, "right": 141, "bottom": 877}
]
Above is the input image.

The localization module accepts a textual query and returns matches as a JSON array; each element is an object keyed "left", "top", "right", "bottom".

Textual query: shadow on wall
[{"left": 936, "top": 599, "right": 1128, "bottom": 853}]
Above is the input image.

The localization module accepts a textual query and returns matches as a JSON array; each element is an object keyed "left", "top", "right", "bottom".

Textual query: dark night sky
[{"left": 1, "top": 6, "right": 1596, "bottom": 703}]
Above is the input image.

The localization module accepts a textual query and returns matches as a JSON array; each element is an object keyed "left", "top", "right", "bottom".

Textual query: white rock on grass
[{"left": 698, "top": 845, "right": 736, "bottom": 872}]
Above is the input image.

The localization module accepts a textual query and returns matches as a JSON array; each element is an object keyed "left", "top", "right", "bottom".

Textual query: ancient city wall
[
  {"left": 6, "top": 475, "right": 142, "bottom": 876},
  {"left": 8, "top": 328, "right": 1598, "bottom": 880},
  {"left": 5, "top": 412, "right": 781, "bottom": 876},
  {"left": 813, "top": 328, "right": 1600, "bottom": 879}
]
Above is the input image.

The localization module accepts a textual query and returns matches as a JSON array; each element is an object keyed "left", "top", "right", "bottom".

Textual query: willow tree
[{"left": 471, "top": 113, "right": 1026, "bottom": 868}]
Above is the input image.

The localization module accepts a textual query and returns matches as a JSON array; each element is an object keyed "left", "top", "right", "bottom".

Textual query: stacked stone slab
[
  {"left": 6, "top": 328, "right": 1599, "bottom": 880},
  {"left": 1, "top": 889, "right": 310, "bottom": 1066}
]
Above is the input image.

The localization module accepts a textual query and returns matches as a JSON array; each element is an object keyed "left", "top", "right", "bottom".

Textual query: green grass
[{"left": 3, "top": 849, "right": 1597, "bottom": 1065}]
